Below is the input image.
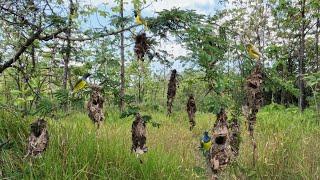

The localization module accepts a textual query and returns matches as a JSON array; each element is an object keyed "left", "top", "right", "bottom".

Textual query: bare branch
[
  {"left": 55, "top": 24, "right": 141, "bottom": 41},
  {"left": 0, "top": 29, "right": 43, "bottom": 73},
  {"left": 39, "top": 27, "right": 68, "bottom": 41},
  {"left": 0, "top": 27, "right": 67, "bottom": 73},
  {"left": 0, "top": 5, "right": 38, "bottom": 29}
]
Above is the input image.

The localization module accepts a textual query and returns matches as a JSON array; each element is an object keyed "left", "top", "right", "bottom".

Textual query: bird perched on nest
[
  {"left": 25, "top": 118, "right": 49, "bottom": 157},
  {"left": 200, "top": 131, "right": 212, "bottom": 156},
  {"left": 134, "top": 10, "right": 148, "bottom": 29},
  {"left": 131, "top": 113, "right": 148, "bottom": 156},
  {"left": 246, "top": 43, "right": 261, "bottom": 60},
  {"left": 72, "top": 73, "right": 91, "bottom": 93}
]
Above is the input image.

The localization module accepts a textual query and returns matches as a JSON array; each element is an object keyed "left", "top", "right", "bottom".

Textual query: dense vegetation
[
  {"left": 0, "top": 0, "right": 319, "bottom": 179},
  {"left": 1, "top": 105, "right": 319, "bottom": 179}
]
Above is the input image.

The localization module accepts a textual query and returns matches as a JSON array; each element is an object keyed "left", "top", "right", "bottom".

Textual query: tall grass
[{"left": 0, "top": 105, "right": 319, "bottom": 179}]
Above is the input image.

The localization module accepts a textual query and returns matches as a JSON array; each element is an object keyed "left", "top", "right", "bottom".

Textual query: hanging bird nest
[
  {"left": 167, "top": 69, "right": 178, "bottom": 115},
  {"left": 208, "top": 109, "right": 232, "bottom": 177},
  {"left": 131, "top": 113, "right": 147, "bottom": 154},
  {"left": 245, "top": 63, "right": 263, "bottom": 135},
  {"left": 134, "top": 32, "right": 151, "bottom": 61},
  {"left": 26, "top": 118, "right": 49, "bottom": 157},
  {"left": 87, "top": 85, "right": 104, "bottom": 128},
  {"left": 186, "top": 94, "right": 197, "bottom": 130},
  {"left": 229, "top": 117, "right": 240, "bottom": 157},
  {"left": 245, "top": 63, "right": 263, "bottom": 166}
]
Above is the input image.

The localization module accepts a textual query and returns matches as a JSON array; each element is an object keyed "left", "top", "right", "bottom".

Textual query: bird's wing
[
  {"left": 249, "top": 51, "right": 259, "bottom": 60},
  {"left": 250, "top": 45, "right": 261, "bottom": 57},
  {"left": 200, "top": 140, "right": 204, "bottom": 148},
  {"left": 73, "top": 80, "right": 87, "bottom": 93},
  {"left": 135, "top": 15, "right": 143, "bottom": 25},
  {"left": 135, "top": 13, "right": 148, "bottom": 29}
]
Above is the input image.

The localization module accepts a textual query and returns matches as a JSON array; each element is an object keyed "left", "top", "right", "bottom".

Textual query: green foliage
[
  {"left": 120, "top": 106, "right": 139, "bottom": 118},
  {"left": 304, "top": 72, "right": 320, "bottom": 117},
  {"left": 34, "top": 97, "right": 55, "bottom": 117},
  {"left": 1, "top": 0, "right": 320, "bottom": 178},
  {"left": 148, "top": 8, "right": 205, "bottom": 38},
  {"left": 141, "top": 115, "right": 161, "bottom": 128},
  {"left": 206, "top": 94, "right": 231, "bottom": 114},
  {"left": 54, "top": 89, "right": 69, "bottom": 106},
  {"left": 305, "top": 72, "right": 320, "bottom": 88},
  {"left": 1, "top": 109, "right": 319, "bottom": 179},
  {"left": 0, "top": 139, "right": 13, "bottom": 151}
]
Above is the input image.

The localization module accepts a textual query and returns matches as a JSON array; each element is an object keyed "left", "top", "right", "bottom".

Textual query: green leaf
[
  {"left": 14, "top": 98, "right": 25, "bottom": 106},
  {"left": 10, "top": 90, "right": 22, "bottom": 96},
  {"left": 26, "top": 96, "right": 34, "bottom": 101}
]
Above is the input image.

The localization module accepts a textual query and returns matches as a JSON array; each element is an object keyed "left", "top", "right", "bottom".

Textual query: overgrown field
[{"left": 1, "top": 105, "right": 319, "bottom": 179}]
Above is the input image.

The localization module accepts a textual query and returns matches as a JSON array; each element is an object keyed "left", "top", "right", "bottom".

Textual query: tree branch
[
  {"left": 0, "top": 5, "right": 37, "bottom": 29},
  {"left": 55, "top": 24, "right": 141, "bottom": 41},
  {"left": 0, "top": 29, "right": 43, "bottom": 73},
  {"left": 0, "top": 27, "right": 67, "bottom": 73},
  {"left": 39, "top": 27, "right": 67, "bottom": 41}
]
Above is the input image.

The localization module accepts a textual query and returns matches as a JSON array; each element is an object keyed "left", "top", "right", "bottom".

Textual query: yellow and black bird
[
  {"left": 200, "top": 131, "right": 212, "bottom": 156},
  {"left": 72, "top": 73, "right": 91, "bottom": 93},
  {"left": 134, "top": 10, "right": 148, "bottom": 29},
  {"left": 246, "top": 43, "right": 261, "bottom": 60}
]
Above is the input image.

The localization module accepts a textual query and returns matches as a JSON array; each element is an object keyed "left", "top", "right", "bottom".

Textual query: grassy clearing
[{"left": 0, "top": 105, "right": 319, "bottom": 179}]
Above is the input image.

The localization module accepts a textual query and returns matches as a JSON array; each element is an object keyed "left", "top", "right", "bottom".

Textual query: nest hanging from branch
[
  {"left": 134, "top": 33, "right": 151, "bottom": 61},
  {"left": 131, "top": 113, "right": 147, "bottom": 154},
  {"left": 208, "top": 109, "right": 232, "bottom": 178},
  {"left": 26, "top": 118, "right": 49, "bottom": 157},
  {"left": 186, "top": 94, "right": 197, "bottom": 130},
  {"left": 245, "top": 63, "right": 263, "bottom": 135},
  {"left": 87, "top": 85, "right": 105, "bottom": 128},
  {"left": 229, "top": 117, "right": 240, "bottom": 157},
  {"left": 245, "top": 63, "right": 263, "bottom": 166},
  {"left": 167, "top": 69, "right": 178, "bottom": 115}
]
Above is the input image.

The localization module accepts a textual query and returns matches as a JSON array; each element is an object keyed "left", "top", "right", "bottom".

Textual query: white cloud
[
  {"left": 145, "top": 0, "right": 220, "bottom": 15},
  {"left": 150, "top": 0, "right": 214, "bottom": 10},
  {"left": 82, "top": 0, "right": 220, "bottom": 14},
  {"left": 150, "top": 39, "right": 190, "bottom": 73},
  {"left": 158, "top": 39, "right": 188, "bottom": 58},
  {"left": 81, "top": 0, "right": 106, "bottom": 6}
]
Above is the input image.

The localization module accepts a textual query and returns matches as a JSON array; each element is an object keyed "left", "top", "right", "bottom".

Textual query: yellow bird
[
  {"left": 72, "top": 73, "right": 91, "bottom": 93},
  {"left": 134, "top": 10, "right": 148, "bottom": 29},
  {"left": 200, "top": 131, "right": 212, "bottom": 152},
  {"left": 246, "top": 43, "right": 261, "bottom": 60}
]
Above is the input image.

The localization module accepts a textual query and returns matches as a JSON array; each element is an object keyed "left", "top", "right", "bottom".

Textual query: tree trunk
[
  {"left": 138, "top": 71, "right": 142, "bottom": 104},
  {"left": 298, "top": 0, "right": 306, "bottom": 112},
  {"left": 62, "top": 0, "right": 75, "bottom": 111},
  {"left": 49, "top": 45, "right": 56, "bottom": 99},
  {"left": 119, "top": 0, "right": 125, "bottom": 112},
  {"left": 315, "top": 9, "right": 320, "bottom": 116},
  {"left": 316, "top": 11, "right": 319, "bottom": 72},
  {"left": 31, "top": 45, "right": 36, "bottom": 71},
  {"left": 63, "top": 52, "right": 69, "bottom": 91},
  {"left": 163, "top": 64, "right": 166, "bottom": 107},
  {"left": 63, "top": 0, "right": 74, "bottom": 91}
]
